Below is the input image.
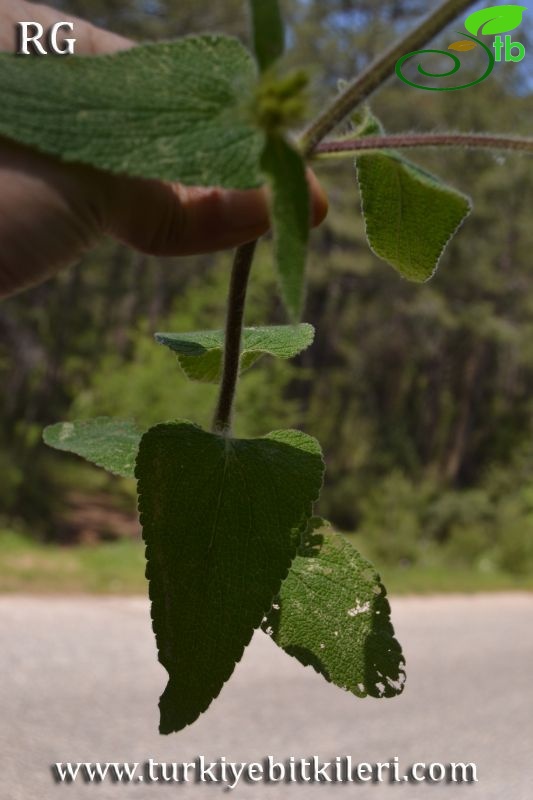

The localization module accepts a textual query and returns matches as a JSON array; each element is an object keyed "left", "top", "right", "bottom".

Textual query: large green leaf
[
  {"left": 465, "top": 5, "right": 527, "bottom": 36},
  {"left": 136, "top": 422, "right": 324, "bottom": 733},
  {"left": 250, "top": 0, "right": 285, "bottom": 72},
  {"left": 0, "top": 37, "right": 264, "bottom": 189},
  {"left": 155, "top": 324, "right": 314, "bottom": 383},
  {"left": 263, "top": 518, "right": 405, "bottom": 699},
  {"left": 262, "top": 135, "right": 310, "bottom": 320},
  {"left": 43, "top": 418, "right": 143, "bottom": 478},
  {"left": 356, "top": 150, "right": 471, "bottom": 282}
]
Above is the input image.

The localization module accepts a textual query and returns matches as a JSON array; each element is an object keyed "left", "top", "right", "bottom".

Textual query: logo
[
  {"left": 396, "top": 4, "right": 527, "bottom": 91},
  {"left": 15, "top": 21, "right": 77, "bottom": 55}
]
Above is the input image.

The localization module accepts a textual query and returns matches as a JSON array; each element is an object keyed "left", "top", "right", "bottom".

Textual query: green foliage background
[{"left": 1, "top": 0, "right": 533, "bottom": 578}]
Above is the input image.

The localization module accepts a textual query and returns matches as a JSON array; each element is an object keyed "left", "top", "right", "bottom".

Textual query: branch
[
  {"left": 214, "top": 0, "right": 478, "bottom": 431},
  {"left": 299, "top": 0, "right": 476, "bottom": 156},
  {"left": 212, "top": 240, "right": 257, "bottom": 435},
  {"left": 314, "top": 133, "right": 533, "bottom": 158}
]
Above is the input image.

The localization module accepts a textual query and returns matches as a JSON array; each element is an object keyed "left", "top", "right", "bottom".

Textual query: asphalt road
[{"left": 0, "top": 594, "right": 532, "bottom": 800}]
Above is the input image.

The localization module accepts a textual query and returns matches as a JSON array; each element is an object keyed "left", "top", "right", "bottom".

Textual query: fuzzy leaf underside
[
  {"left": 0, "top": 37, "right": 264, "bottom": 189},
  {"left": 356, "top": 151, "right": 471, "bottom": 282},
  {"left": 262, "top": 136, "right": 310, "bottom": 320},
  {"left": 136, "top": 421, "right": 324, "bottom": 734},
  {"left": 250, "top": 0, "right": 285, "bottom": 71},
  {"left": 43, "top": 417, "right": 143, "bottom": 477},
  {"left": 264, "top": 518, "right": 406, "bottom": 698},
  {"left": 155, "top": 324, "right": 315, "bottom": 382}
]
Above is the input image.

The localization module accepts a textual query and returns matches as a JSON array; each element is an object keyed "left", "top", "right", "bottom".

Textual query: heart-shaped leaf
[
  {"left": 136, "top": 422, "right": 324, "bottom": 733},
  {"left": 0, "top": 37, "right": 264, "bottom": 189},
  {"left": 465, "top": 5, "right": 527, "bottom": 36},
  {"left": 43, "top": 418, "right": 143, "bottom": 477},
  {"left": 263, "top": 518, "right": 406, "bottom": 698},
  {"left": 155, "top": 324, "right": 315, "bottom": 383}
]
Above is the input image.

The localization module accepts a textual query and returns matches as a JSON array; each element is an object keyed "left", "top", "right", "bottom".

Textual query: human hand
[{"left": 0, "top": 1, "right": 328, "bottom": 298}]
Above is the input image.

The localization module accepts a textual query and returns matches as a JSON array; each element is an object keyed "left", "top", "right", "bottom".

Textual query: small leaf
[
  {"left": 448, "top": 40, "right": 478, "bottom": 51},
  {"left": 136, "top": 422, "right": 324, "bottom": 733},
  {"left": 0, "top": 37, "right": 264, "bottom": 189},
  {"left": 465, "top": 4, "right": 527, "bottom": 36},
  {"left": 250, "top": 0, "right": 285, "bottom": 72},
  {"left": 264, "top": 518, "right": 405, "bottom": 698},
  {"left": 43, "top": 418, "right": 143, "bottom": 478},
  {"left": 262, "top": 136, "right": 310, "bottom": 320},
  {"left": 350, "top": 104, "right": 385, "bottom": 137},
  {"left": 354, "top": 112, "right": 471, "bottom": 281},
  {"left": 155, "top": 324, "right": 315, "bottom": 383}
]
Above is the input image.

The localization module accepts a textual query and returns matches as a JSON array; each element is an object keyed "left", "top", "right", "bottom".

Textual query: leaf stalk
[{"left": 314, "top": 133, "right": 533, "bottom": 158}]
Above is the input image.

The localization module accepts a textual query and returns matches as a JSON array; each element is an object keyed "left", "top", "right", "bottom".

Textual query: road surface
[{"left": 0, "top": 594, "right": 532, "bottom": 799}]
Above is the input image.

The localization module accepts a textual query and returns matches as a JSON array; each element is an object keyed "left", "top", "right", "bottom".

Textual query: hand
[{"left": 0, "top": 1, "right": 328, "bottom": 298}]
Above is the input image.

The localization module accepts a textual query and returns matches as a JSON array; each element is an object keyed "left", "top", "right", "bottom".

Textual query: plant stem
[
  {"left": 299, "top": 0, "right": 475, "bottom": 157},
  {"left": 212, "top": 240, "right": 257, "bottom": 435},
  {"left": 314, "top": 133, "right": 533, "bottom": 157},
  {"left": 214, "top": 0, "right": 477, "bottom": 431}
]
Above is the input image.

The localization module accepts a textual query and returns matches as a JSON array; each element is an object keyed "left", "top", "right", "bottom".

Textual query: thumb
[{"left": 103, "top": 171, "right": 329, "bottom": 257}]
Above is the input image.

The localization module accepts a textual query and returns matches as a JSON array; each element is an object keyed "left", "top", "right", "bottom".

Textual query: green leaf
[
  {"left": 465, "top": 5, "right": 527, "bottom": 36},
  {"left": 250, "top": 0, "right": 285, "bottom": 72},
  {"left": 43, "top": 418, "right": 143, "bottom": 478},
  {"left": 264, "top": 518, "right": 405, "bottom": 698},
  {"left": 262, "top": 136, "right": 310, "bottom": 320},
  {"left": 356, "top": 145, "right": 471, "bottom": 282},
  {"left": 136, "top": 422, "right": 324, "bottom": 733},
  {"left": 0, "top": 37, "right": 265, "bottom": 189},
  {"left": 155, "top": 324, "right": 315, "bottom": 383}
]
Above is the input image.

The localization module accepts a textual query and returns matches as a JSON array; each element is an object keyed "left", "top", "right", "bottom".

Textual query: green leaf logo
[{"left": 465, "top": 5, "right": 527, "bottom": 36}]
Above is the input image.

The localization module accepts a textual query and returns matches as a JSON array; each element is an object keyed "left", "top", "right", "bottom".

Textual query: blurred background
[{"left": 1, "top": 0, "right": 533, "bottom": 594}]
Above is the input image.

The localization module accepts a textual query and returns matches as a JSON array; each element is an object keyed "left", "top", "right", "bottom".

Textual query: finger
[
  {"left": 307, "top": 169, "right": 329, "bottom": 227},
  {"left": 105, "top": 172, "right": 329, "bottom": 257}
]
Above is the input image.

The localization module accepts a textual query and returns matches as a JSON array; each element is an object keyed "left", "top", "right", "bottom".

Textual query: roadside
[
  {"left": 1, "top": 594, "right": 532, "bottom": 799},
  {"left": 1, "top": 528, "right": 532, "bottom": 595}
]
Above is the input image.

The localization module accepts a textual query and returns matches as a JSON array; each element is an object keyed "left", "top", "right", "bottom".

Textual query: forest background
[{"left": 2, "top": 0, "right": 533, "bottom": 592}]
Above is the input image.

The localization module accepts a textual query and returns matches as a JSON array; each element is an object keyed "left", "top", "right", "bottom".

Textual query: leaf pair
[
  {"left": 44, "top": 417, "right": 405, "bottom": 732},
  {"left": 155, "top": 323, "right": 314, "bottom": 383}
]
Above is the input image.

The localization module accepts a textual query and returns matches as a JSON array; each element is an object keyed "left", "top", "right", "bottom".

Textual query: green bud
[{"left": 251, "top": 68, "right": 309, "bottom": 135}]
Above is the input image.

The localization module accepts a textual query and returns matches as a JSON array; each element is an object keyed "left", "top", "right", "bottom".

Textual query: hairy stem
[
  {"left": 314, "top": 133, "right": 533, "bottom": 157},
  {"left": 212, "top": 240, "right": 257, "bottom": 435},
  {"left": 300, "top": 0, "right": 475, "bottom": 156},
  {"left": 215, "top": 0, "right": 477, "bottom": 430}
]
